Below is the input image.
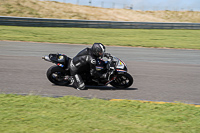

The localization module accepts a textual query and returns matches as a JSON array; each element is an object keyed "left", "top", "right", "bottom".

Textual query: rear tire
[
  {"left": 110, "top": 73, "right": 133, "bottom": 89},
  {"left": 47, "top": 65, "right": 70, "bottom": 86}
]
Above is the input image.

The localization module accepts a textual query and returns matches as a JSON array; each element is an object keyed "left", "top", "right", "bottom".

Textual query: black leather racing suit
[{"left": 70, "top": 47, "right": 100, "bottom": 90}]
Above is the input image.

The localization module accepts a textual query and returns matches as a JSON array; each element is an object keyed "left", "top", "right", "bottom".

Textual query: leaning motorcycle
[{"left": 42, "top": 53, "right": 133, "bottom": 89}]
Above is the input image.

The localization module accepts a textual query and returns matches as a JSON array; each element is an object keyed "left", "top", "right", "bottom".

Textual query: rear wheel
[
  {"left": 47, "top": 65, "right": 70, "bottom": 86},
  {"left": 110, "top": 73, "right": 133, "bottom": 89}
]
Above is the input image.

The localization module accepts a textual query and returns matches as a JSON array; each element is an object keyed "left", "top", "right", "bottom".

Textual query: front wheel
[
  {"left": 47, "top": 65, "right": 70, "bottom": 86},
  {"left": 110, "top": 73, "right": 133, "bottom": 89}
]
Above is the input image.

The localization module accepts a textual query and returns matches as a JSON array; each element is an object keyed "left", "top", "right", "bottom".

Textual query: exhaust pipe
[{"left": 42, "top": 55, "right": 51, "bottom": 62}]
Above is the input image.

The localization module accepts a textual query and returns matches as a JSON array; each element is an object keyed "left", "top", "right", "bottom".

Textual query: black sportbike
[{"left": 42, "top": 53, "right": 133, "bottom": 89}]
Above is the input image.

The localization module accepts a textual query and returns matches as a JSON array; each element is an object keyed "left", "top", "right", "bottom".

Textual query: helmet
[{"left": 91, "top": 43, "right": 105, "bottom": 58}]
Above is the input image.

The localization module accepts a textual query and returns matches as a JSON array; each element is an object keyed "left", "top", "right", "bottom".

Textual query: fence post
[
  {"left": 112, "top": 3, "right": 115, "bottom": 8},
  {"left": 101, "top": 1, "right": 104, "bottom": 8},
  {"left": 89, "top": 0, "right": 92, "bottom": 6}
]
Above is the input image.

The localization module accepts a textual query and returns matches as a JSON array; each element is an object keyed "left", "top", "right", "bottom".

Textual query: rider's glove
[
  {"left": 100, "top": 73, "right": 108, "bottom": 79},
  {"left": 104, "top": 53, "right": 111, "bottom": 58}
]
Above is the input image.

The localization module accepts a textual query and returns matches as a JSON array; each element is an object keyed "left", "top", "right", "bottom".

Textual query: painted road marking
[{"left": 110, "top": 99, "right": 200, "bottom": 107}]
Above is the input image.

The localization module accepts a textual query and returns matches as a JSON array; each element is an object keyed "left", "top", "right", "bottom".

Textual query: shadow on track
[
  {"left": 86, "top": 86, "right": 138, "bottom": 91},
  {"left": 52, "top": 84, "right": 137, "bottom": 91}
]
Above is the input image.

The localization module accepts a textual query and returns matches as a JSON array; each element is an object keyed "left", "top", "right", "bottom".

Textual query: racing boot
[{"left": 72, "top": 74, "right": 85, "bottom": 90}]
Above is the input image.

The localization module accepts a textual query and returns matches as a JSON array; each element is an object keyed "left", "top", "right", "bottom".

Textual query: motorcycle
[{"left": 42, "top": 53, "right": 133, "bottom": 89}]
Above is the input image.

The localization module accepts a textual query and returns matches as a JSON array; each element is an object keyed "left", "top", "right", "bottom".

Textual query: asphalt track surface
[{"left": 0, "top": 41, "right": 200, "bottom": 104}]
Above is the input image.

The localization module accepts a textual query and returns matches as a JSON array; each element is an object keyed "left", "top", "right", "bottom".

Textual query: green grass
[
  {"left": 0, "top": 26, "right": 200, "bottom": 49},
  {"left": 0, "top": 94, "right": 200, "bottom": 133}
]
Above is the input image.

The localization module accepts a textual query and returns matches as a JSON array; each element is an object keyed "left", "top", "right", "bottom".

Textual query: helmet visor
[{"left": 99, "top": 51, "right": 104, "bottom": 58}]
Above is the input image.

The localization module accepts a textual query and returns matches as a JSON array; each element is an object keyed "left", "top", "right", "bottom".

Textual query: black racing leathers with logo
[
  {"left": 70, "top": 48, "right": 100, "bottom": 89},
  {"left": 70, "top": 48, "right": 99, "bottom": 76}
]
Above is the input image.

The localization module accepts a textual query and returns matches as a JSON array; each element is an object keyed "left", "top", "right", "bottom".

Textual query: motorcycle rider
[{"left": 70, "top": 43, "right": 111, "bottom": 90}]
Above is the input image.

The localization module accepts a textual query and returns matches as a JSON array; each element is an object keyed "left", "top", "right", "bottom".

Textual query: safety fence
[{"left": 0, "top": 16, "right": 200, "bottom": 29}]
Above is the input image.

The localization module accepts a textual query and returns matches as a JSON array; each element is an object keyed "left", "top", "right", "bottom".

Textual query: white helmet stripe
[{"left": 99, "top": 44, "right": 105, "bottom": 52}]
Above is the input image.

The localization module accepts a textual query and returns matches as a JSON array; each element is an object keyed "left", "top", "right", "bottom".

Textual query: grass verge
[
  {"left": 0, "top": 26, "right": 200, "bottom": 49},
  {"left": 0, "top": 94, "right": 200, "bottom": 133}
]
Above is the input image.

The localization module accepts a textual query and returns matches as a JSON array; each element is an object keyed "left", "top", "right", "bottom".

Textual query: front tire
[
  {"left": 110, "top": 73, "right": 133, "bottom": 89},
  {"left": 47, "top": 65, "right": 70, "bottom": 86}
]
